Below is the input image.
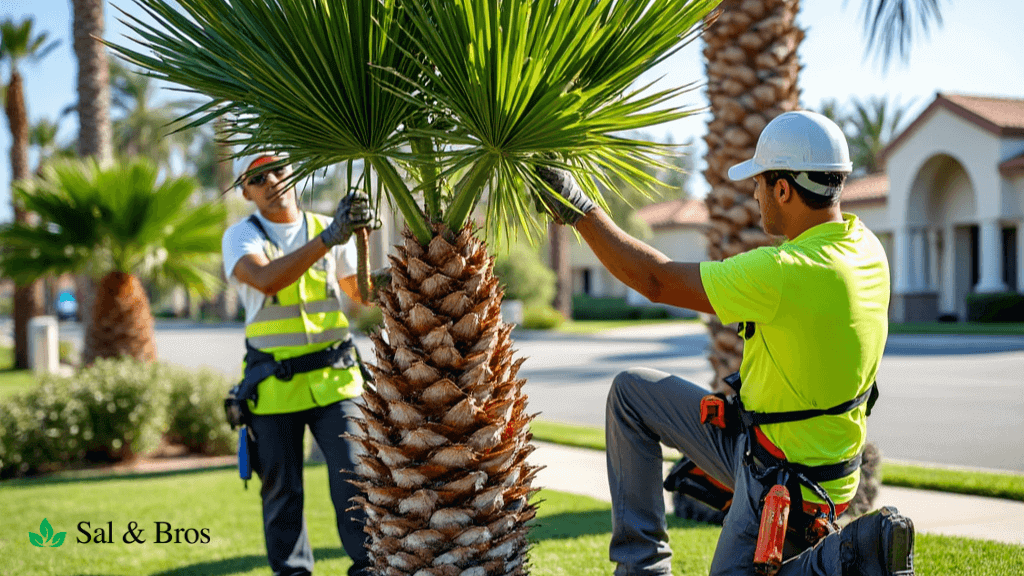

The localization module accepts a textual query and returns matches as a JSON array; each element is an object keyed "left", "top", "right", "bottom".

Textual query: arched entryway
[{"left": 898, "top": 154, "right": 979, "bottom": 321}]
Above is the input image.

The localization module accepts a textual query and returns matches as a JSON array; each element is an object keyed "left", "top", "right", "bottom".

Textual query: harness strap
[
  {"left": 725, "top": 371, "right": 879, "bottom": 428},
  {"left": 236, "top": 338, "right": 358, "bottom": 405},
  {"left": 741, "top": 384, "right": 878, "bottom": 428}
]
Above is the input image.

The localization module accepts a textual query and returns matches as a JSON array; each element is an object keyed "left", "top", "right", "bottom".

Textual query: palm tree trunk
[
  {"left": 72, "top": 0, "right": 114, "bottom": 364},
  {"left": 214, "top": 118, "right": 239, "bottom": 321},
  {"left": 5, "top": 70, "right": 45, "bottom": 370},
  {"left": 702, "top": 0, "right": 803, "bottom": 389},
  {"left": 548, "top": 222, "right": 572, "bottom": 319},
  {"left": 353, "top": 225, "right": 538, "bottom": 576},
  {"left": 83, "top": 271, "right": 157, "bottom": 364}
]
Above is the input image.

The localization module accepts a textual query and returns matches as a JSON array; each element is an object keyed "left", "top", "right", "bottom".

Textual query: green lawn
[
  {"left": 0, "top": 346, "right": 36, "bottom": 400},
  {"left": 529, "top": 420, "right": 1024, "bottom": 502},
  {"left": 1, "top": 465, "right": 1020, "bottom": 575}
]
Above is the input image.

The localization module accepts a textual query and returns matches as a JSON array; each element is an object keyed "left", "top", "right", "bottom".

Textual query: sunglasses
[{"left": 246, "top": 166, "right": 290, "bottom": 187}]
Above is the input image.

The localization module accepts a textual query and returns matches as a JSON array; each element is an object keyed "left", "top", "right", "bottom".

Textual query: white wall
[
  {"left": 568, "top": 225, "right": 708, "bottom": 299},
  {"left": 845, "top": 202, "right": 889, "bottom": 234}
]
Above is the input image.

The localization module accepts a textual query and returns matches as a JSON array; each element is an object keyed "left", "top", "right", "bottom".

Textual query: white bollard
[
  {"left": 27, "top": 316, "right": 60, "bottom": 375},
  {"left": 500, "top": 299, "right": 525, "bottom": 325}
]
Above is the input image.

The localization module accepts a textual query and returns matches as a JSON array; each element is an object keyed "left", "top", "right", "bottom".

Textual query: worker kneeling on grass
[{"left": 533, "top": 111, "right": 914, "bottom": 576}]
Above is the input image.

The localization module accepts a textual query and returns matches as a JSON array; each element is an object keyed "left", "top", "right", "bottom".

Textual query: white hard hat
[{"left": 727, "top": 111, "right": 852, "bottom": 181}]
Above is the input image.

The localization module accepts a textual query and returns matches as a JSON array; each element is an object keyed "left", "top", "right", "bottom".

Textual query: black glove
[
  {"left": 535, "top": 165, "right": 596, "bottom": 225},
  {"left": 319, "top": 193, "right": 376, "bottom": 248}
]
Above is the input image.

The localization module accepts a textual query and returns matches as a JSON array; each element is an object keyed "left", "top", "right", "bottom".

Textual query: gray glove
[
  {"left": 319, "top": 192, "right": 376, "bottom": 248},
  {"left": 535, "top": 166, "right": 596, "bottom": 225}
]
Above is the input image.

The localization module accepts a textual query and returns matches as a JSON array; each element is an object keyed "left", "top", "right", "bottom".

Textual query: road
[{"left": 20, "top": 319, "right": 1024, "bottom": 473}]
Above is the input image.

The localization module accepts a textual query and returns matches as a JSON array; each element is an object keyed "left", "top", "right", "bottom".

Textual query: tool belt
[
  {"left": 700, "top": 371, "right": 877, "bottom": 519},
  {"left": 223, "top": 337, "right": 362, "bottom": 429}
]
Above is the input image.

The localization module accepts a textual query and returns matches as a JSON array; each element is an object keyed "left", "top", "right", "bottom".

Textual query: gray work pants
[
  {"left": 607, "top": 368, "right": 847, "bottom": 576},
  {"left": 250, "top": 399, "right": 370, "bottom": 576}
]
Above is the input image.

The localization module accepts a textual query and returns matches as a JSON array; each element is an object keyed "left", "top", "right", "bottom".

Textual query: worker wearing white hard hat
[
  {"left": 222, "top": 149, "right": 378, "bottom": 576},
  {"left": 530, "top": 111, "right": 912, "bottom": 576}
]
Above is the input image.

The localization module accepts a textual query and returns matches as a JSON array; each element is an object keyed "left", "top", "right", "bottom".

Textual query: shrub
[
  {"left": 572, "top": 295, "right": 669, "bottom": 320},
  {"left": 492, "top": 243, "right": 556, "bottom": 308},
  {"left": 164, "top": 365, "right": 234, "bottom": 455},
  {"left": 965, "top": 292, "right": 1024, "bottom": 323},
  {"left": 59, "top": 340, "right": 79, "bottom": 366},
  {"left": 0, "top": 358, "right": 170, "bottom": 479},
  {"left": 521, "top": 305, "right": 565, "bottom": 330}
]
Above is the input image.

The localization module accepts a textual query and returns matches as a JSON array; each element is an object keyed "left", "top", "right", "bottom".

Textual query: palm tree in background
[
  {"left": 110, "top": 60, "right": 194, "bottom": 168},
  {"left": 71, "top": 0, "right": 115, "bottom": 364},
  {"left": 844, "top": 95, "right": 914, "bottom": 175},
  {"left": 71, "top": 0, "right": 113, "bottom": 165},
  {"left": 0, "top": 159, "right": 225, "bottom": 363},
  {"left": 30, "top": 116, "right": 75, "bottom": 316},
  {"left": 1, "top": 18, "right": 59, "bottom": 370},
  {"left": 110, "top": 1, "right": 720, "bottom": 574}
]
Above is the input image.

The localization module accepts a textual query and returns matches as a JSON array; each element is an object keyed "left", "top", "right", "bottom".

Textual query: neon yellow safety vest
[{"left": 244, "top": 212, "right": 363, "bottom": 415}]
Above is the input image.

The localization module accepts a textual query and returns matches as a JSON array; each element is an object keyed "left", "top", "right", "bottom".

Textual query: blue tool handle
[{"left": 239, "top": 426, "right": 252, "bottom": 481}]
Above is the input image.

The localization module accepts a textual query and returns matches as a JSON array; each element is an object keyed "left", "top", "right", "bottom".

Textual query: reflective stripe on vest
[{"left": 244, "top": 212, "right": 350, "bottom": 358}]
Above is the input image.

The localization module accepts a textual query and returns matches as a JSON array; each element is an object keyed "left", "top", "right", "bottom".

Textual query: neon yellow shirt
[{"left": 699, "top": 213, "right": 890, "bottom": 504}]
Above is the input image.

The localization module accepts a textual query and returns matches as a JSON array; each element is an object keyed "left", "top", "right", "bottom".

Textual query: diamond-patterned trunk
[
  {"left": 702, "top": 0, "right": 803, "bottom": 387},
  {"left": 84, "top": 270, "right": 157, "bottom": 364},
  {"left": 351, "top": 225, "right": 539, "bottom": 576}
]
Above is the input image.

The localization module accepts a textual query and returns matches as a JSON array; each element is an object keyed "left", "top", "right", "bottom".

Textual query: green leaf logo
[{"left": 29, "top": 518, "right": 66, "bottom": 548}]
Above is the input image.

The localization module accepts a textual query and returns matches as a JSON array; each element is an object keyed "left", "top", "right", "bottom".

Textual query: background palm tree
[
  {"left": 110, "top": 0, "right": 720, "bottom": 574},
  {"left": 843, "top": 95, "right": 914, "bottom": 175},
  {"left": 110, "top": 60, "right": 194, "bottom": 168},
  {"left": 30, "top": 116, "right": 75, "bottom": 316},
  {"left": 71, "top": 0, "right": 115, "bottom": 364},
  {"left": 1, "top": 17, "right": 59, "bottom": 370},
  {"left": 0, "top": 158, "right": 226, "bottom": 364}
]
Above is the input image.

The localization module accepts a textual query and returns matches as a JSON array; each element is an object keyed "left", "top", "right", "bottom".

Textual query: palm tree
[
  {"left": 110, "top": 0, "right": 719, "bottom": 573},
  {"left": 110, "top": 60, "right": 194, "bottom": 168},
  {"left": 72, "top": 0, "right": 115, "bottom": 364},
  {"left": 1, "top": 18, "right": 59, "bottom": 369},
  {"left": 30, "top": 116, "right": 75, "bottom": 316},
  {"left": 71, "top": 0, "right": 113, "bottom": 165},
  {"left": 701, "top": 0, "right": 945, "bottom": 387},
  {"left": 844, "top": 95, "right": 913, "bottom": 175},
  {"left": 0, "top": 158, "right": 226, "bottom": 364}
]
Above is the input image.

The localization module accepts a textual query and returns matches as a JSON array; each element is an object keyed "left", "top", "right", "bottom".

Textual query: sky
[{"left": 2, "top": 0, "right": 1024, "bottom": 223}]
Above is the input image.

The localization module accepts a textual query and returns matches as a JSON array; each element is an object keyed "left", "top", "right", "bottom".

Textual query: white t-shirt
[{"left": 222, "top": 211, "right": 358, "bottom": 325}]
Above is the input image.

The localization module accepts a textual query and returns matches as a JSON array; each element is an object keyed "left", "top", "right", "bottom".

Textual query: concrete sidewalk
[{"left": 529, "top": 441, "right": 1024, "bottom": 546}]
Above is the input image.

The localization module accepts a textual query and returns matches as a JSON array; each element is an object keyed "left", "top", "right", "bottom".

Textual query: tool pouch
[
  {"left": 663, "top": 456, "right": 735, "bottom": 512},
  {"left": 700, "top": 392, "right": 740, "bottom": 436},
  {"left": 223, "top": 384, "right": 251, "bottom": 429}
]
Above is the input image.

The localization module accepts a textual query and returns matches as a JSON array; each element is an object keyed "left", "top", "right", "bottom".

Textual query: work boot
[{"left": 839, "top": 506, "right": 915, "bottom": 576}]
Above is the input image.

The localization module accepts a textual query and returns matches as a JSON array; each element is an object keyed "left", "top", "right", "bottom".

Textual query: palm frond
[
  {"left": 858, "top": 0, "right": 945, "bottom": 71},
  {"left": 0, "top": 158, "right": 225, "bottom": 292},
  {"left": 396, "top": 0, "right": 719, "bottom": 239}
]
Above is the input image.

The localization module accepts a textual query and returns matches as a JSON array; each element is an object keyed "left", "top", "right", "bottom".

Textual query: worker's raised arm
[
  {"left": 574, "top": 209, "right": 713, "bottom": 314},
  {"left": 534, "top": 166, "right": 714, "bottom": 315},
  {"left": 233, "top": 239, "right": 330, "bottom": 296}
]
